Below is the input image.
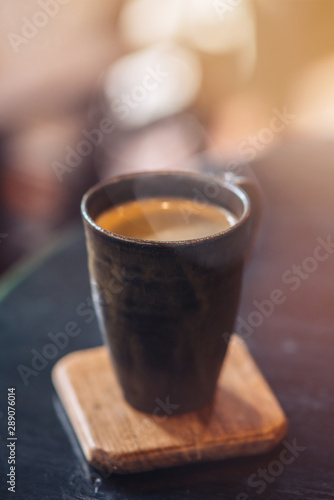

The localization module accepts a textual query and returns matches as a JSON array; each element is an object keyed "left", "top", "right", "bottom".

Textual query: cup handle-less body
[{"left": 82, "top": 171, "right": 256, "bottom": 414}]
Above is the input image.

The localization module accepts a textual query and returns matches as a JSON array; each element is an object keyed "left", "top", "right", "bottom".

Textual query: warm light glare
[
  {"left": 104, "top": 44, "right": 201, "bottom": 129},
  {"left": 120, "top": 0, "right": 183, "bottom": 47},
  {"left": 121, "top": 0, "right": 255, "bottom": 55},
  {"left": 183, "top": 0, "right": 254, "bottom": 54}
]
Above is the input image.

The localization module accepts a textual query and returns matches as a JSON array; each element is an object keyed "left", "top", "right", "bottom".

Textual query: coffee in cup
[{"left": 95, "top": 197, "right": 238, "bottom": 241}]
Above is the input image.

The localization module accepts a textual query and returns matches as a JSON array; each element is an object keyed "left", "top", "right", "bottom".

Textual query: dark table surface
[{"left": 1, "top": 139, "right": 334, "bottom": 499}]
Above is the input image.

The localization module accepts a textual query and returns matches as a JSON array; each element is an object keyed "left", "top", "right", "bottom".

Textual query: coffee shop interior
[
  {"left": 1, "top": 0, "right": 334, "bottom": 499},
  {"left": 0, "top": 0, "right": 333, "bottom": 272}
]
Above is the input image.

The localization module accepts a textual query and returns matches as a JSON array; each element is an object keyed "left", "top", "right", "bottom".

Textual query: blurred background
[{"left": 0, "top": 0, "right": 333, "bottom": 274}]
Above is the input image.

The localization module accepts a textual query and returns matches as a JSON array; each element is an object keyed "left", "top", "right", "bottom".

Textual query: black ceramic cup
[{"left": 81, "top": 170, "right": 255, "bottom": 414}]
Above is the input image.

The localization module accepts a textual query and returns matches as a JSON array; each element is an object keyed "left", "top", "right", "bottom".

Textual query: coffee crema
[{"left": 95, "top": 197, "right": 238, "bottom": 242}]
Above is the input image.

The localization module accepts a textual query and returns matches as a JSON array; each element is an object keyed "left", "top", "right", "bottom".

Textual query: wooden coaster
[{"left": 52, "top": 336, "right": 288, "bottom": 474}]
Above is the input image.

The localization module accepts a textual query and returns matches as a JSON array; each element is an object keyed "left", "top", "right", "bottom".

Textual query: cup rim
[{"left": 81, "top": 170, "right": 251, "bottom": 246}]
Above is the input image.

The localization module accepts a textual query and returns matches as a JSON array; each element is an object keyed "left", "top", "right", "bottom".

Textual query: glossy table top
[{"left": 1, "top": 139, "right": 334, "bottom": 499}]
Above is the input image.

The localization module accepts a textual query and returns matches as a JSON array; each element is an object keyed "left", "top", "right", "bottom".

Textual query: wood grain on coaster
[{"left": 52, "top": 336, "right": 288, "bottom": 474}]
